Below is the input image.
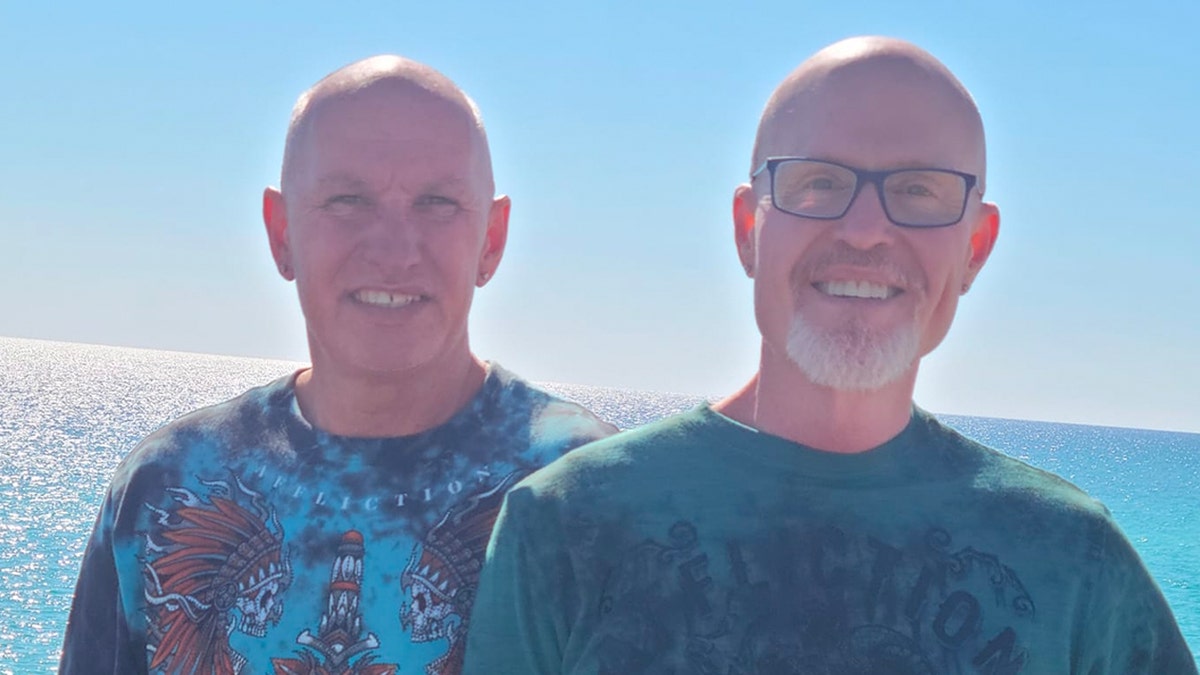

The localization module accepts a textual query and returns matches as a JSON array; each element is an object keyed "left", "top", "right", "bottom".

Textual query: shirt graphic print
[{"left": 59, "top": 364, "right": 616, "bottom": 675}]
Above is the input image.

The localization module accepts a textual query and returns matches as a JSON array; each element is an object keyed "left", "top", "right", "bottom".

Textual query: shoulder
[
  {"left": 484, "top": 363, "right": 619, "bottom": 447},
  {"left": 921, "top": 411, "right": 1116, "bottom": 526},
  {"left": 107, "top": 373, "right": 297, "bottom": 496},
  {"left": 510, "top": 406, "right": 715, "bottom": 504}
]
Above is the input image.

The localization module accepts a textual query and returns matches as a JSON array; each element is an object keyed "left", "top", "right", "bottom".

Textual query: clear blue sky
[{"left": 1, "top": 0, "right": 1197, "bottom": 433}]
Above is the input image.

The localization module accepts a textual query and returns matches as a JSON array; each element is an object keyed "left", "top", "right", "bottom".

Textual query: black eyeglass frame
[{"left": 750, "top": 157, "right": 980, "bottom": 228}]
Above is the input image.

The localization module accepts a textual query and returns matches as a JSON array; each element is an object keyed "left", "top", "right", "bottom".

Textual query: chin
[
  {"left": 313, "top": 335, "right": 449, "bottom": 378},
  {"left": 785, "top": 316, "right": 919, "bottom": 391}
]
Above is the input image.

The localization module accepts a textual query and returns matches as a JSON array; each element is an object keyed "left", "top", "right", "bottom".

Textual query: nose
[
  {"left": 360, "top": 206, "right": 423, "bottom": 270},
  {"left": 835, "top": 180, "right": 895, "bottom": 250}
]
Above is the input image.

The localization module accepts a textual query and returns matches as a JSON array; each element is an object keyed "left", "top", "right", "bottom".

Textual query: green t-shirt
[{"left": 464, "top": 405, "right": 1196, "bottom": 674}]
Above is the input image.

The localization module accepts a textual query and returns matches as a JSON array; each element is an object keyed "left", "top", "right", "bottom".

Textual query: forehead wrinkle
[
  {"left": 751, "top": 37, "right": 987, "bottom": 193},
  {"left": 314, "top": 174, "right": 370, "bottom": 190},
  {"left": 280, "top": 55, "right": 495, "bottom": 197},
  {"left": 286, "top": 89, "right": 483, "bottom": 186}
]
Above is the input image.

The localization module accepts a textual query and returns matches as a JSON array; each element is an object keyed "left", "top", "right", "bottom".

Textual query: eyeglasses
[{"left": 751, "top": 157, "right": 979, "bottom": 228}]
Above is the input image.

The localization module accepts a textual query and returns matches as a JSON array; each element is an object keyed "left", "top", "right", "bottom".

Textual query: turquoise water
[{"left": 1, "top": 336, "right": 1196, "bottom": 672}]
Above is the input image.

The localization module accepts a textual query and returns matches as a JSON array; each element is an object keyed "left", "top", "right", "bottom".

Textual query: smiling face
[
  {"left": 264, "top": 71, "right": 508, "bottom": 379},
  {"left": 736, "top": 46, "right": 999, "bottom": 391}
]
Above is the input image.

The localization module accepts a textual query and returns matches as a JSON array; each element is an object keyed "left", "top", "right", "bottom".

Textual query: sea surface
[{"left": 1, "top": 336, "right": 1196, "bottom": 672}]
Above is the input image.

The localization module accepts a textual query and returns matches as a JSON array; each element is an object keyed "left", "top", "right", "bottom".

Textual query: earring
[
  {"left": 478, "top": 271, "right": 492, "bottom": 284},
  {"left": 961, "top": 282, "right": 970, "bottom": 294}
]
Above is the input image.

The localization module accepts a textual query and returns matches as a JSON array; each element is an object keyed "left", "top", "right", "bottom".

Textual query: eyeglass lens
[{"left": 772, "top": 159, "right": 967, "bottom": 227}]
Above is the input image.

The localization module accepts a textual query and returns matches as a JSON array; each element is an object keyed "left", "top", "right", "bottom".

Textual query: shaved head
[
  {"left": 262, "top": 55, "right": 513, "bottom": 387},
  {"left": 731, "top": 36, "right": 1001, "bottom": 400},
  {"left": 281, "top": 55, "right": 494, "bottom": 196},
  {"left": 751, "top": 36, "right": 987, "bottom": 193}
]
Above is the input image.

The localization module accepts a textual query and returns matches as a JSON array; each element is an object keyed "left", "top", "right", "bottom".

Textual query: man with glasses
[{"left": 463, "top": 37, "right": 1196, "bottom": 674}]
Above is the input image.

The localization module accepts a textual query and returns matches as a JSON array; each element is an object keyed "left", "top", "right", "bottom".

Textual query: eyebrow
[
  {"left": 313, "top": 174, "right": 473, "bottom": 193},
  {"left": 798, "top": 155, "right": 959, "bottom": 171},
  {"left": 418, "top": 176, "right": 470, "bottom": 192},
  {"left": 314, "top": 174, "right": 371, "bottom": 191}
]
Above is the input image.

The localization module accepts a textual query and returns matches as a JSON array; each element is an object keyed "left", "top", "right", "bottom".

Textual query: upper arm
[
  {"left": 1075, "top": 520, "right": 1197, "bottom": 674},
  {"left": 463, "top": 486, "right": 575, "bottom": 675},
  {"left": 58, "top": 495, "right": 143, "bottom": 675}
]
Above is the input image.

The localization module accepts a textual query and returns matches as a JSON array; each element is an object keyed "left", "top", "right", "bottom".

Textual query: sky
[{"left": 1, "top": 0, "right": 1197, "bottom": 433}]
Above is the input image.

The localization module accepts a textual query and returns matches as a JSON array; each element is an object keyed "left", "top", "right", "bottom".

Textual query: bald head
[
  {"left": 262, "top": 55, "right": 514, "bottom": 387},
  {"left": 281, "top": 55, "right": 494, "bottom": 196},
  {"left": 752, "top": 37, "right": 987, "bottom": 192}
]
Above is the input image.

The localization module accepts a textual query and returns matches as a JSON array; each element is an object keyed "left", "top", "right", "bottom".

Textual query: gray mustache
[{"left": 799, "top": 244, "right": 922, "bottom": 291}]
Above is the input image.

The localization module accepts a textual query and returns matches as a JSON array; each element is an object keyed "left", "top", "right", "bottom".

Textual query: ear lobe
[
  {"left": 263, "top": 187, "right": 295, "bottom": 281},
  {"left": 733, "top": 184, "right": 758, "bottom": 277},
  {"left": 477, "top": 195, "right": 511, "bottom": 287}
]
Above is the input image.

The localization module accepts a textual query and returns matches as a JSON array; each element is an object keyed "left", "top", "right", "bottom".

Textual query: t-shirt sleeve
[
  {"left": 58, "top": 491, "right": 143, "bottom": 675},
  {"left": 1076, "top": 518, "right": 1197, "bottom": 674},
  {"left": 463, "top": 485, "right": 573, "bottom": 675}
]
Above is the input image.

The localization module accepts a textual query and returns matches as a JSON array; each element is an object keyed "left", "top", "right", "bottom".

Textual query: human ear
[
  {"left": 962, "top": 202, "right": 1000, "bottom": 291},
  {"left": 733, "top": 184, "right": 758, "bottom": 277},
  {"left": 263, "top": 187, "right": 294, "bottom": 281},
  {"left": 477, "top": 195, "right": 511, "bottom": 287}
]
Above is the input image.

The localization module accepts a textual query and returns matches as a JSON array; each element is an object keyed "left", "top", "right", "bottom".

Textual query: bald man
[
  {"left": 58, "top": 56, "right": 614, "bottom": 675},
  {"left": 463, "top": 38, "right": 1196, "bottom": 674}
]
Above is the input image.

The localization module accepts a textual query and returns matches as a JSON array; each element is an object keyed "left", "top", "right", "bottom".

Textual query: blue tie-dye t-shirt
[{"left": 59, "top": 363, "right": 616, "bottom": 675}]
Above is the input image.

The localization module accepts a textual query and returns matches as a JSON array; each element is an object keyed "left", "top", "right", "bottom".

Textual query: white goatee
[{"left": 785, "top": 314, "right": 919, "bottom": 391}]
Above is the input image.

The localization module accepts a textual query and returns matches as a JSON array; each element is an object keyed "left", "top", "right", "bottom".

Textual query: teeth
[
  {"left": 817, "top": 280, "right": 896, "bottom": 299},
  {"left": 354, "top": 289, "right": 422, "bottom": 308}
]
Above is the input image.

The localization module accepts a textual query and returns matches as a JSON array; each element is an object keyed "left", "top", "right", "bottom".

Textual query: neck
[
  {"left": 715, "top": 342, "right": 917, "bottom": 453},
  {"left": 295, "top": 349, "right": 487, "bottom": 438}
]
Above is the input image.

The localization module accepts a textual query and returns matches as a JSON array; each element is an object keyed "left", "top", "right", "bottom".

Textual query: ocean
[{"left": 1, "top": 336, "right": 1196, "bottom": 672}]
